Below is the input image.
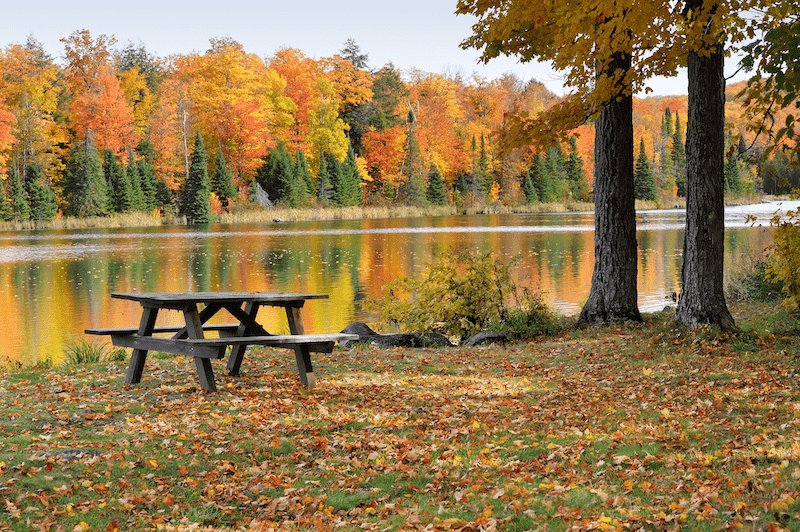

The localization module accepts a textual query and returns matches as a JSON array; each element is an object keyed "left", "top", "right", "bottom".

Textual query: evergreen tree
[
  {"left": 257, "top": 144, "right": 296, "bottom": 206},
  {"left": 672, "top": 113, "right": 687, "bottom": 197},
  {"left": 25, "top": 163, "right": 58, "bottom": 222},
  {"left": 478, "top": 133, "right": 492, "bottom": 196},
  {"left": 545, "top": 146, "right": 569, "bottom": 200},
  {"left": 723, "top": 132, "right": 744, "bottom": 195},
  {"left": 426, "top": 163, "right": 446, "bottom": 205},
  {"left": 334, "top": 144, "right": 362, "bottom": 206},
  {"left": 136, "top": 140, "right": 159, "bottom": 211},
  {"left": 662, "top": 107, "right": 673, "bottom": 139},
  {"left": 156, "top": 177, "right": 174, "bottom": 213},
  {"left": 658, "top": 138, "right": 674, "bottom": 190},
  {"left": 402, "top": 112, "right": 424, "bottom": 204},
  {"left": 317, "top": 153, "right": 332, "bottom": 203},
  {"left": 103, "top": 150, "right": 119, "bottom": 213},
  {"left": 294, "top": 149, "right": 314, "bottom": 202},
  {"left": 724, "top": 151, "right": 742, "bottom": 194},
  {"left": 180, "top": 132, "right": 211, "bottom": 223},
  {"left": 531, "top": 153, "right": 556, "bottom": 202},
  {"left": 521, "top": 170, "right": 538, "bottom": 203},
  {"left": 565, "top": 136, "right": 589, "bottom": 201},
  {"left": 634, "top": 137, "right": 658, "bottom": 201},
  {"left": 64, "top": 132, "right": 108, "bottom": 217},
  {"left": 104, "top": 150, "right": 134, "bottom": 213},
  {"left": 327, "top": 153, "right": 345, "bottom": 205},
  {"left": 0, "top": 179, "right": 13, "bottom": 221},
  {"left": 210, "top": 149, "right": 237, "bottom": 210},
  {"left": 7, "top": 165, "right": 30, "bottom": 220},
  {"left": 454, "top": 170, "right": 473, "bottom": 202},
  {"left": 126, "top": 152, "right": 144, "bottom": 211},
  {"left": 138, "top": 158, "right": 158, "bottom": 212}
]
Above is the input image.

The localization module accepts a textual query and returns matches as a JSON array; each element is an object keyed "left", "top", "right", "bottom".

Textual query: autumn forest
[{"left": 0, "top": 30, "right": 791, "bottom": 224}]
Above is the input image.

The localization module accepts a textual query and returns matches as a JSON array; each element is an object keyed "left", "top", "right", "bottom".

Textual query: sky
[{"left": 2, "top": 0, "right": 748, "bottom": 97}]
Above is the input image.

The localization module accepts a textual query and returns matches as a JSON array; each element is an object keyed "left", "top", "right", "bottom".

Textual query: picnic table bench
[{"left": 85, "top": 292, "right": 357, "bottom": 392}]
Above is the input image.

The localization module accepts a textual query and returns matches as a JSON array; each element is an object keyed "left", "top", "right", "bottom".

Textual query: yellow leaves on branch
[{"left": 458, "top": 0, "right": 769, "bottom": 149}]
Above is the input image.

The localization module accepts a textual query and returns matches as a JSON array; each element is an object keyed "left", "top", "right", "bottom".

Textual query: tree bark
[
  {"left": 577, "top": 51, "right": 641, "bottom": 326},
  {"left": 675, "top": 38, "right": 735, "bottom": 330}
]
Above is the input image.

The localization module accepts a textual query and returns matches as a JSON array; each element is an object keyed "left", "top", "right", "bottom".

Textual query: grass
[
  {"left": 1, "top": 300, "right": 799, "bottom": 531},
  {"left": 0, "top": 192, "right": 782, "bottom": 234},
  {"left": 63, "top": 339, "right": 127, "bottom": 366}
]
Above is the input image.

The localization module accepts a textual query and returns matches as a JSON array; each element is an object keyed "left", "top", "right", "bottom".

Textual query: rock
[
  {"left": 338, "top": 323, "right": 454, "bottom": 348},
  {"left": 340, "top": 322, "right": 378, "bottom": 336},
  {"left": 369, "top": 333, "right": 454, "bottom": 349},
  {"left": 463, "top": 331, "right": 508, "bottom": 346}
]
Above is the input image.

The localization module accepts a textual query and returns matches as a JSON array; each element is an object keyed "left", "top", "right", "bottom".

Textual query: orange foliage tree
[
  {"left": 0, "top": 40, "right": 67, "bottom": 179},
  {"left": 177, "top": 38, "right": 294, "bottom": 189},
  {"left": 62, "top": 30, "right": 138, "bottom": 154}
]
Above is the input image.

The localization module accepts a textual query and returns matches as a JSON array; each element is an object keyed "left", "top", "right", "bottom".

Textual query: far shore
[{"left": 1, "top": 193, "right": 782, "bottom": 233}]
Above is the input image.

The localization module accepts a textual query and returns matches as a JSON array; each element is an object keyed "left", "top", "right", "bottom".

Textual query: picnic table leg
[
  {"left": 286, "top": 304, "right": 315, "bottom": 389},
  {"left": 125, "top": 306, "right": 158, "bottom": 385},
  {"left": 184, "top": 305, "right": 217, "bottom": 393},
  {"left": 226, "top": 301, "right": 260, "bottom": 376}
]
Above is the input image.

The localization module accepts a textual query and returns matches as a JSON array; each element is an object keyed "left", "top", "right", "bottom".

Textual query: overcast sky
[{"left": 2, "top": 0, "right": 747, "bottom": 97}]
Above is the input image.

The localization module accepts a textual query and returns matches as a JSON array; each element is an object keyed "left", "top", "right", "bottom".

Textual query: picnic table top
[{"left": 111, "top": 292, "right": 329, "bottom": 306}]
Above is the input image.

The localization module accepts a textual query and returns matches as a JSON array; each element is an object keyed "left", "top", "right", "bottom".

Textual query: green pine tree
[
  {"left": 294, "top": 149, "right": 314, "bottom": 203},
  {"left": 277, "top": 146, "right": 298, "bottom": 206},
  {"left": 672, "top": 113, "right": 687, "bottom": 197},
  {"left": 105, "top": 150, "right": 135, "bottom": 213},
  {"left": 521, "top": 170, "right": 538, "bottom": 203},
  {"left": 181, "top": 132, "right": 211, "bottom": 223},
  {"left": 634, "top": 137, "right": 658, "bottom": 201},
  {"left": 257, "top": 144, "right": 296, "bottom": 206},
  {"left": 126, "top": 152, "right": 145, "bottom": 211},
  {"left": 662, "top": 107, "right": 673, "bottom": 139},
  {"left": 7, "top": 165, "right": 30, "bottom": 220},
  {"left": 479, "top": 133, "right": 492, "bottom": 196},
  {"left": 565, "top": 136, "right": 589, "bottom": 201},
  {"left": 0, "top": 179, "right": 13, "bottom": 221},
  {"left": 64, "top": 132, "right": 108, "bottom": 217},
  {"left": 25, "top": 163, "right": 58, "bottom": 222},
  {"left": 426, "top": 163, "right": 446, "bottom": 205},
  {"left": 335, "top": 144, "right": 361, "bottom": 206},
  {"left": 317, "top": 153, "right": 332, "bottom": 203},
  {"left": 531, "top": 153, "right": 556, "bottom": 202},
  {"left": 210, "top": 149, "right": 237, "bottom": 210},
  {"left": 138, "top": 161, "right": 158, "bottom": 212},
  {"left": 103, "top": 150, "right": 119, "bottom": 213},
  {"left": 723, "top": 132, "right": 743, "bottom": 195},
  {"left": 156, "top": 177, "right": 174, "bottom": 213},
  {"left": 327, "top": 153, "right": 346, "bottom": 206},
  {"left": 402, "top": 118, "right": 425, "bottom": 204}
]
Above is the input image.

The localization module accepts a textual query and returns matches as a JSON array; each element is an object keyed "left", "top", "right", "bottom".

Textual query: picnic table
[{"left": 85, "top": 292, "right": 358, "bottom": 392}]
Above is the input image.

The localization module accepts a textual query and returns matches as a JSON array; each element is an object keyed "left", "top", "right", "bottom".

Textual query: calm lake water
[{"left": 1, "top": 201, "right": 795, "bottom": 365}]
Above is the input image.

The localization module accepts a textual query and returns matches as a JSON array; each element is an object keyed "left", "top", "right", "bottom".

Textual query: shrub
[
  {"left": 365, "top": 251, "right": 560, "bottom": 342},
  {"left": 767, "top": 208, "right": 800, "bottom": 309}
]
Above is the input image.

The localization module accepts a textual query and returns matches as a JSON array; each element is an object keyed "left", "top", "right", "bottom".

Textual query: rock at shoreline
[
  {"left": 339, "top": 322, "right": 454, "bottom": 348},
  {"left": 462, "top": 331, "right": 508, "bottom": 346}
]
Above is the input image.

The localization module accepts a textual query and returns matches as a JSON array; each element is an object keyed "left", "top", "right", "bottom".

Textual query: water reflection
[{"left": 0, "top": 205, "right": 784, "bottom": 365}]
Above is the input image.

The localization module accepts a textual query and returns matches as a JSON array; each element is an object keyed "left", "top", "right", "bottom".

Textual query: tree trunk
[
  {"left": 576, "top": 51, "right": 641, "bottom": 326},
  {"left": 675, "top": 38, "right": 735, "bottom": 329}
]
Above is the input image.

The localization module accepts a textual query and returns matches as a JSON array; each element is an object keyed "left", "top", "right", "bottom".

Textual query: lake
[{"left": 2, "top": 201, "right": 795, "bottom": 365}]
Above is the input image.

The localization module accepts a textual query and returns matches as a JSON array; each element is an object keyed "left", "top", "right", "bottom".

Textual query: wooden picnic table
[{"left": 85, "top": 292, "right": 357, "bottom": 392}]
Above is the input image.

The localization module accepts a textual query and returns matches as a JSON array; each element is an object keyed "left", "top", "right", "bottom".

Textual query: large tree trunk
[
  {"left": 576, "top": 52, "right": 641, "bottom": 326},
  {"left": 675, "top": 36, "right": 735, "bottom": 330}
]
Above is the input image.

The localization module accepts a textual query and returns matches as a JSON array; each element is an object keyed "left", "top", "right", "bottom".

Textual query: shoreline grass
[
  {"left": 1, "top": 194, "right": 782, "bottom": 233},
  {"left": 1, "top": 301, "right": 799, "bottom": 531}
]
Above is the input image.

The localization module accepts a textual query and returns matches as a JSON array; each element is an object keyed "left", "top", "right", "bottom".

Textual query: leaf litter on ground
[{"left": 1, "top": 301, "right": 799, "bottom": 531}]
